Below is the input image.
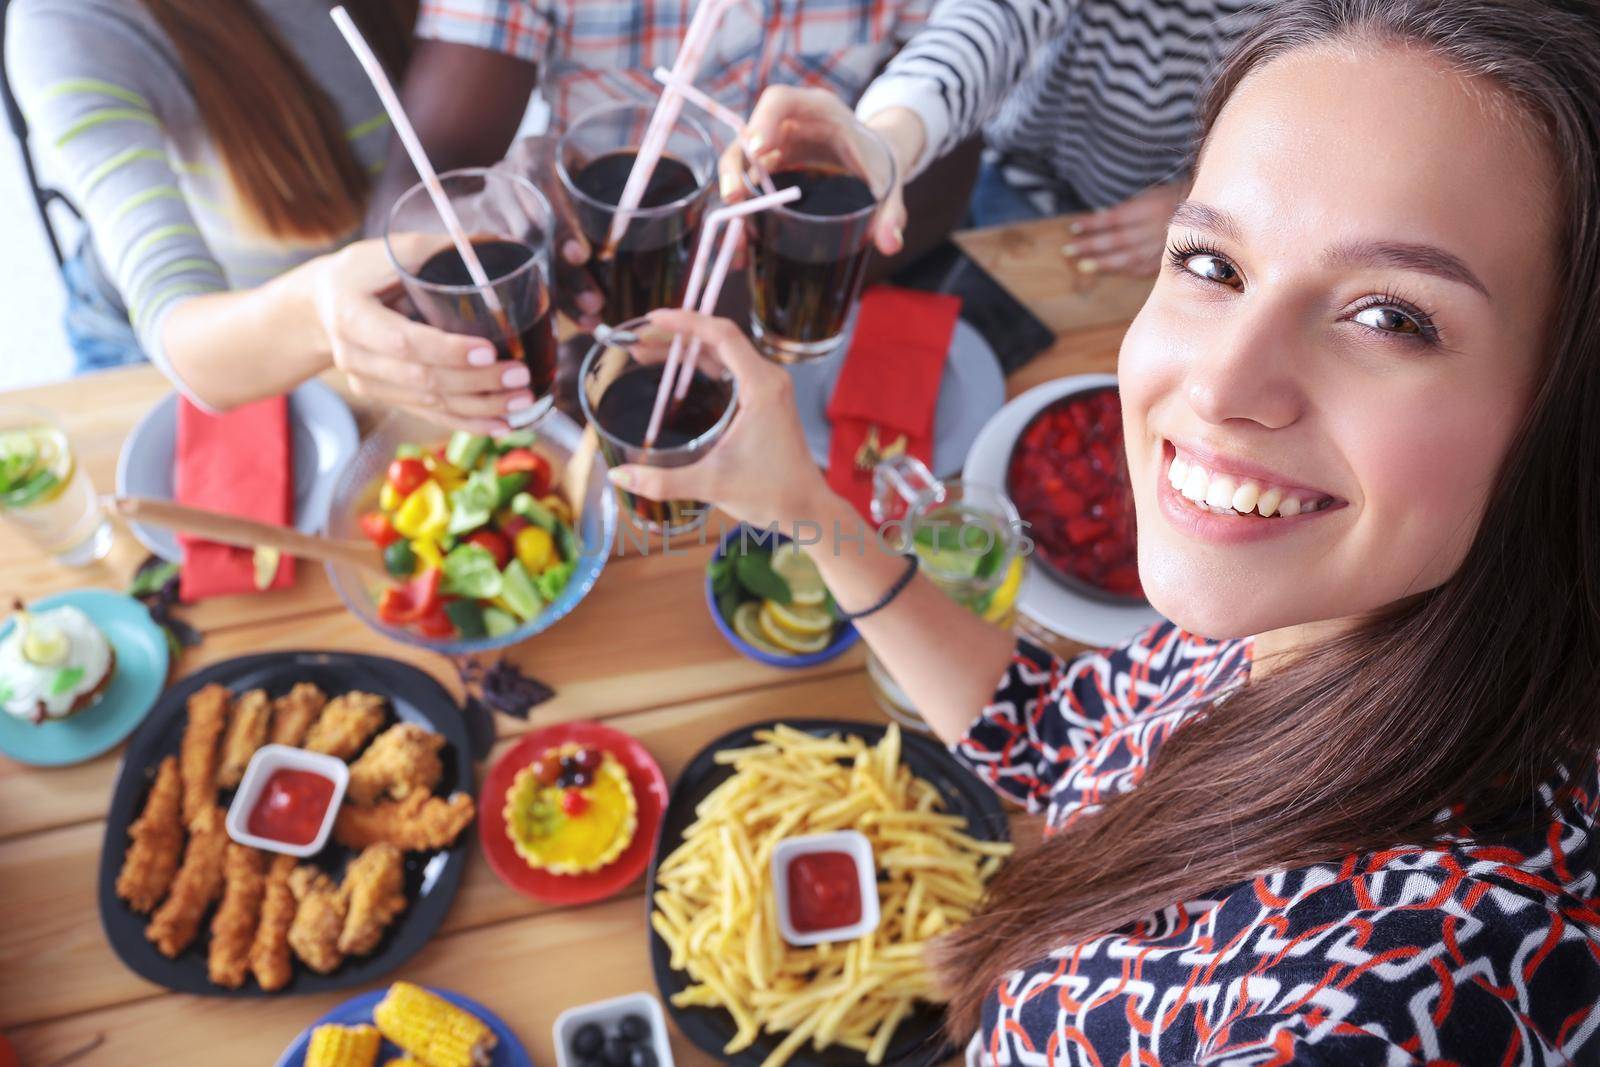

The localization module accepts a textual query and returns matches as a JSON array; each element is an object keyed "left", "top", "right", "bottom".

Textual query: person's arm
[
  {"left": 603, "top": 311, "right": 1017, "bottom": 746},
  {"left": 853, "top": 0, "right": 1076, "bottom": 179},
  {"left": 363, "top": 39, "right": 540, "bottom": 233}
]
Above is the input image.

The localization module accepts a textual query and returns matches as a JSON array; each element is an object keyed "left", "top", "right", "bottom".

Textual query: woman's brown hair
[
  {"left": 140, "top": 0, "right": 417, "bottom": 244},
  {"left": 935, "top": 0, "right": 1600, "bottom": 1039}
]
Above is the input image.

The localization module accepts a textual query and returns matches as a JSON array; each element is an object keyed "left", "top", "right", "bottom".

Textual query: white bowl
[
  {"left": 224, "top": 744, "right": 349, "bottom": 857},
  {"left": 553, "top": 991, "right": 674, "bottom": 1067},
  {"left": 963, "top": 374, "right": 1164, "bottom": 647},
  {"left": 771, "top": 830, "right": 880, "bottom": 946}
]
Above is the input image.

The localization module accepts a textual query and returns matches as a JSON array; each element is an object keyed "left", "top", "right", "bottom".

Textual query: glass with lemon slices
[
  {"left": 710, "top": 535, "right": 849, "bottom": 660},
  {"left": 0, "top": 406, "right": 110, "bottom": 566},
  {"left": 868, "top": 456, "right": 1028, "bottom": 731}
]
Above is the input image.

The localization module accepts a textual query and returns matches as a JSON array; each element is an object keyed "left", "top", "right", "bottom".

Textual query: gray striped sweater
[{"left": 855, "top": 0, "right": 1261, "bottom": 210}]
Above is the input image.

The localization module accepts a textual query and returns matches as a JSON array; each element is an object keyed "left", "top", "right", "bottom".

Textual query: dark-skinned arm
[{"left": 364, "top": 41, "right": 541, "bottom": 234}]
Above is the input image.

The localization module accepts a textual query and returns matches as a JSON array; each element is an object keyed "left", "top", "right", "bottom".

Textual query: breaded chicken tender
[
  {"left": 338, "top": 843, "right": 408, "bottom": 956},
  {"left": 217, "top": 689, "right": 271, "bottom": 789},
  {"left": 249, "top": 853, "right": 299, "bottom": 991},
  {"left": 346, "top": 723, "right": 444, "bottom": 805},
  {"left": 288, "top": 866, "right": 347, "bottom": 974},
  {"left": 333, "top": 791, "right": 475, "bottom": 851},
  {"left": 269, "top": 682, "right": 327, "bottom": 747},
  {"left": 180, "top": 685, "right": 230, "bottom": 826},
  {"left": 146, "top": 805, "right": 228, "bottom": 957},
  {"left": 208, "top": 844, "right": 267, "bottom": 988},
  {"left": 304, "top": 691, "right": 386, "bottom": 760},
  {"left": 116, "top": 755, "right": 184, "bottom": 913}
]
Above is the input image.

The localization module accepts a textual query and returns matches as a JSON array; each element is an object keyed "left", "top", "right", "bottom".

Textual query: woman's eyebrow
[
  {"left": 1322, "top": 240, "right": 1490, "bottom": 299},
  {"left": 1169, "top": 200, "right": 1491, "bottom": 300}
]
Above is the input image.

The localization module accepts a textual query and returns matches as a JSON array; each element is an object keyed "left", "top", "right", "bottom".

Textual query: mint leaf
[
  {"left": 735, "top": 552, "right": 791, "bottom": 604},
  {"left": 50, "top": 667, "right": 84, "bottom": 697}
]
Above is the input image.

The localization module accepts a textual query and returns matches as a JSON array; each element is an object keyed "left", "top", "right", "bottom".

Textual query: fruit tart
[{"left": 503, "top": 742, "right": 636, "bottom": 875}]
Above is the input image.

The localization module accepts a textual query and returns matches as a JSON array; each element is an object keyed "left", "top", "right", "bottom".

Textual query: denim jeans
[
  {"left": 967, "top": 158, "right": 1048, "bottom": 228},
  {"left": 61, "top": 238, "right": 146, "bottom": 373}
]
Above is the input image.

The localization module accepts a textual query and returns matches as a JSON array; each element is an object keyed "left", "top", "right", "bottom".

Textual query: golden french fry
[{"left": 651, "top": 724, "right": 1014, "bottom": 1067}]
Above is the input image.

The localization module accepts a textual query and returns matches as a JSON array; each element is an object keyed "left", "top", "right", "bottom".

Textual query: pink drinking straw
[
  {"left": 649, "top": 67, "right": 778, "bottom": 196},
  {"left": 330, "top": 7, "right": 500, "bottom": 315},
  {"left": 604, "top": 0, "right": 742, "bottom": 250},
  {"left": 671, "top": 220, "right": 744, "bottom": 400},
  {"left": 640, "top": 186, "right": 801, "bottom": 447}
]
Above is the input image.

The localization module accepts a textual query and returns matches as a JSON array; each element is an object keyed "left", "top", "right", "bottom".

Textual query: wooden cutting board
[{"left": 954, "top": 214, "right": 1156, "bottom": 334}]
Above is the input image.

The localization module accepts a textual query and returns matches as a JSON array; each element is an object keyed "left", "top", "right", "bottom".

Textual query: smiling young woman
[{"left": 610, "top": 0, "right": 1600, "bottom": 1060}]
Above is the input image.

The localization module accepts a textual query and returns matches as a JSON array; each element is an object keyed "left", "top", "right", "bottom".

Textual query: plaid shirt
[{"left": 417, "top": 0, "right": 930, "bottom": 127}]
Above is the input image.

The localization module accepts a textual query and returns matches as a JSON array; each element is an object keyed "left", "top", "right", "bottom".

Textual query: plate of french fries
[{"left": 647, "top": 720, "right": 1013, "bottom": 1067}]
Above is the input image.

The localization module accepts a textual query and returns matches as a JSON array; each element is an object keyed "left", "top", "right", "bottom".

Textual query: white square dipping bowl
[
  {"left": 224, "top": 744, "right": 348, "bottom": 857},
  {"left": 771, "top": 830, "right": 880, "bottom": 946},
  {"left": 553, "top": 991, "right": 674, "bottom": 1067}
]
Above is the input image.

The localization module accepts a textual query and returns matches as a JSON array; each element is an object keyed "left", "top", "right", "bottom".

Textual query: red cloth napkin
[
  {"left": 175, "top": 396, "right": 295, "bottom": 601},
  {"left": 826, "top": 287, "right": 960, "bottom": 519}
]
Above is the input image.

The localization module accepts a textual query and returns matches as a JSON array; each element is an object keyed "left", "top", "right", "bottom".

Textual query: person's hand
[
  {"left": 717, "top": 87, "right": 914, "bottom": 257},
  {"left": 309, "top": 238, "right": 536, "bottom": 435},
  {"left": 606, "top": 310, "right": 830, "bottom": 528},
  {"left": 1060, "top": 180, "right": 1188, "bottom": 277},
  {"left": 495, "top": 135, "right": 605, "bottom": 331}
]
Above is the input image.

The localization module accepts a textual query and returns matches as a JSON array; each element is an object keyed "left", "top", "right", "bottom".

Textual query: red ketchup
[
  {"left": 247, "top": 768, "right": 336, "bottom": 846},
  {"left": 786, "top": 851, "right": 862, "bottom": 933}
]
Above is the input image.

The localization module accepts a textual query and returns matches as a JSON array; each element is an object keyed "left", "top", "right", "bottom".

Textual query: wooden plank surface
[
  {"left": 955, "top": 216, "right": 1154, "bottom": 335},
  {"left": 0, "top": 220, "right": 1123, "bottom": 1064}
]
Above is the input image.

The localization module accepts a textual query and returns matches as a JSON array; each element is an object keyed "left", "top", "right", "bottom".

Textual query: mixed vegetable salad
[{"left": 358, "top": 430, "right": 582, "bottom": 641}]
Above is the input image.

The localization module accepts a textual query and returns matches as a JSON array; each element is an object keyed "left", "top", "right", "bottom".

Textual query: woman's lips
[{"left": 1156, "top": 440, "right": 1346, "bottom": 544}]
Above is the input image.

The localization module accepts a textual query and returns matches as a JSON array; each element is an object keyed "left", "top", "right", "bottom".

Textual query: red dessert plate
[{"left": 479, "top": 721, "right": 668, "bottom": 905}]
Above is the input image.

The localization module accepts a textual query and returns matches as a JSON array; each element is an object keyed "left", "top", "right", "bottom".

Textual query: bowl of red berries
[
  {"left": 1005, "top": 384, "right": 1143, "bottom": 605},
  {"left": 964, "top": 375, "right": 1163, "bottom": 646}
]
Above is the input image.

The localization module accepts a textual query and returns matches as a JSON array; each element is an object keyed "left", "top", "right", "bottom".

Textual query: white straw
[
  {"left": 330, "top": 7, "right": 502, "bottom": 317},
  {"left": 605, "top": 0, "right": 739, "bottom": 249},
  {"left": 650, "top": 67, "right": 778, "bottom": 196},
  {"left": 672, "top": 220, "right": 743, "bottom": 400},
  {"left": 641, "top": 186, "right": 799, "bottom": 446}
]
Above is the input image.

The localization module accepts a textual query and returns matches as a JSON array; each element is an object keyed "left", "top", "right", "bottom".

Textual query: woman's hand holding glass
[
  {"left": 718, "top": 86, "right": 920, "bottom": 258},
  {"left": 604, "top": 309, "right": 831, "bottom": 529},
  {"left": 309, "top": 238, "right": 535, "bottom": 435}
]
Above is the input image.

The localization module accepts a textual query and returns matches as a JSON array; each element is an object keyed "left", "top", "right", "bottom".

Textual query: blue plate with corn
[{"left": 276, "top": 981, "right": 532, "bottom": 1066}]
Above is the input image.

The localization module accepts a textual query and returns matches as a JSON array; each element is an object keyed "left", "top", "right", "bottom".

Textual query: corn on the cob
[
  {"left": 373, "top": 982, "right": 498, "bottom": 1067},
  {"left": 306, "top": 1023, "right": 381, "bottom": 1067}
]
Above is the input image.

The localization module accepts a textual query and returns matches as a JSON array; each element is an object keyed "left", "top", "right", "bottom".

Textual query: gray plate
[
  {"left": 786, "top": 318, "right": 1006, "bottom": 478},
  {"left": 115, "top": 381, "right": 360, "bottom": 563}
]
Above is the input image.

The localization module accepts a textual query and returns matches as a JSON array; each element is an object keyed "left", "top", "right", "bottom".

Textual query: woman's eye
[
  {"left": 1182, "top": 253, "right": 1241, "bottom": 289},
  {"left": 1352, "top": 305, "right": 1424, "bottom": 335}
]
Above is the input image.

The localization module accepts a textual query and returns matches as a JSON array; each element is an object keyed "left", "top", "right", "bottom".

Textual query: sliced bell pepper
[
  {"left": 414, "top": 602, "right": 456, "bottom": 638},
  {"left": 392, "top": 480, "right": 448, "bottom": 541},
  {"left": 376, "top": 567, "right": 443, "bottom": 625}
]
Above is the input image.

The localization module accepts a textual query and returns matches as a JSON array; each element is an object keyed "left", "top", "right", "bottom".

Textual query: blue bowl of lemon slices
[{"left": 705, "top": 526, "right": 859, "bottom": 669}]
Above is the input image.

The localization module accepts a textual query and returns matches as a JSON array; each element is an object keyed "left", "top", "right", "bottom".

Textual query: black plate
[
  {"left": 646, "top": 719, "right": 1010, "bottom": 1067},
  {"left": 97, "top": 650, "right": 473, "bottom": 997}
]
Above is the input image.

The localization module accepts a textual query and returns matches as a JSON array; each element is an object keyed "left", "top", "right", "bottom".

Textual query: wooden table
[{"left": 0, "top": 233, "right": 1135, "bottom": 1066}]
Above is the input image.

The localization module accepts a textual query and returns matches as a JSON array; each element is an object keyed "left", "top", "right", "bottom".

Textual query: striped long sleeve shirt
[
  {"left": 855, "top": 0, "right": 1260, "bottom": 210},
  {"left": 5, "top": 0, "right": 392, "bottom": 393}
]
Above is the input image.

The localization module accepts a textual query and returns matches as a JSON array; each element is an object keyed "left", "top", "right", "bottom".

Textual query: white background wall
[{"left": 0, "top": 129, "right": 74, "bottom": 391}]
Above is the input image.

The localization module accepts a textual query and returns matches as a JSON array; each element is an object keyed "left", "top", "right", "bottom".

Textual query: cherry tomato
[
  {"left": 359, "top": 511, "right": 400, "bottom": 548},
  {"left": 387, "top": 457, "right": 430, "bottom": 497},
  {"left": 466, "top": 529, "right": 512, "bottom": 569},
  {"left": 406, "top": 568, "right": 443, "bottom": 617},
  {"left": 501, "top": 514, "right": 532, "bottom": 539},
  {"left": 496, "top": 449, "right": 551, "bottom": 497},
  {"left": 414, "top": 602, "right": 456, "bottom": 638}
]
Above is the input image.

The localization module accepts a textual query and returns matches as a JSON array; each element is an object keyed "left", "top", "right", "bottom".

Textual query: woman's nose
[{"left": 1182, "top": 302, "right": 1304, "bottom": 430}]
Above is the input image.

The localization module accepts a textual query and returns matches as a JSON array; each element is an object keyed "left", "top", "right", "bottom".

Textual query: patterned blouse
[{"left": 953, "top": 622, "right": 1600, "bottom": 1066}]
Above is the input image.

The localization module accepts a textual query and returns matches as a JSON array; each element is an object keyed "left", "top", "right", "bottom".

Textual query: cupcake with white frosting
[{"left": 0, "top": 601, "right": 115, "bottom": 725}]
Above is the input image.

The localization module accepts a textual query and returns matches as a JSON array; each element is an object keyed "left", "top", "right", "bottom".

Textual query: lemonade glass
[
  {"left": 0, "top": 406, "right": 112, "bottom": 566},
  {"left": 867, "top": 455, "right": 1027, "bottom": 731}
]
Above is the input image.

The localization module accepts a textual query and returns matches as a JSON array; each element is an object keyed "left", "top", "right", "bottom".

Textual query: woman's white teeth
[{"left": 1166, "top": 454, "right": 1324, "bottom": 518}]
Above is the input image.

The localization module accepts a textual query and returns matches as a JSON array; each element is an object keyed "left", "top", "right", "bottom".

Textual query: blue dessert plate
[
  {"left": 0, "top": 588, "right": 169, "bottom": 767},
  {"left": 274, "top": 986, "right": 534, "bottom": 1067}
]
